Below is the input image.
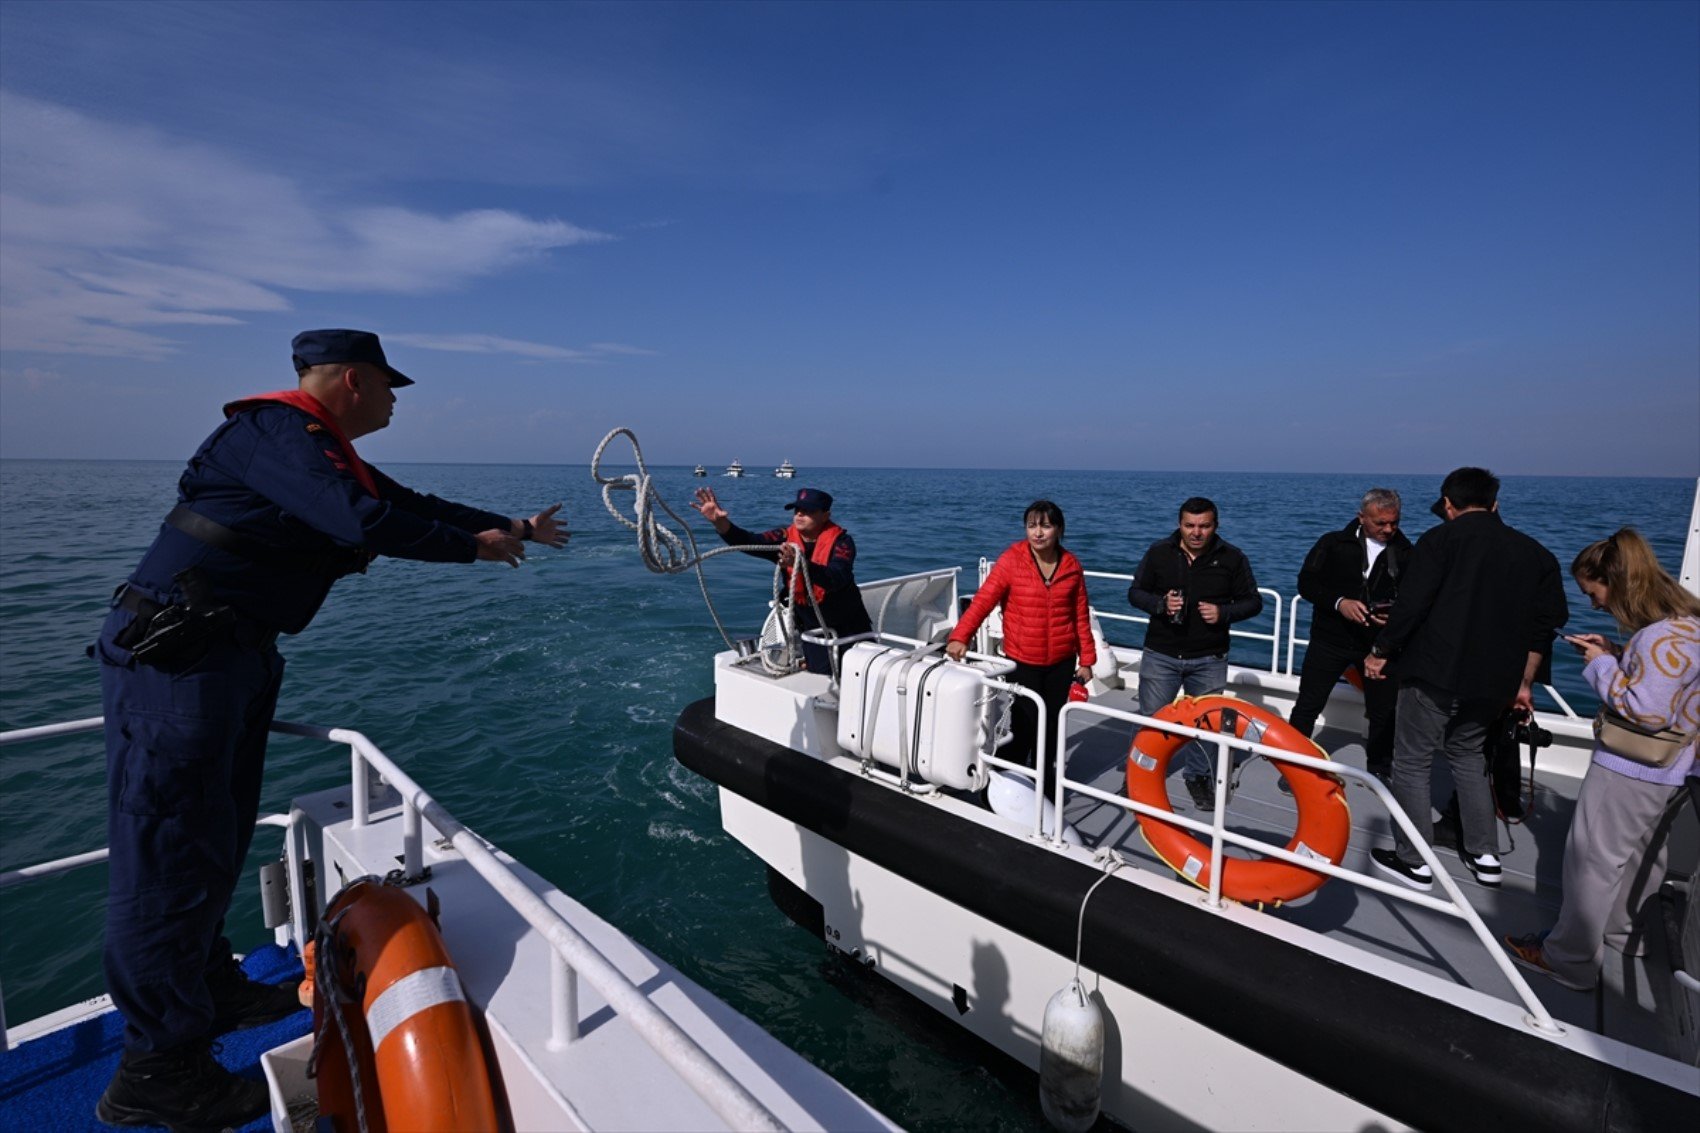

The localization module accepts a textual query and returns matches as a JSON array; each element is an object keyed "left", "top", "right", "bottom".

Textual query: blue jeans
[{"left": 1137, "top": 649, "right": 1229, "bottom": 778}]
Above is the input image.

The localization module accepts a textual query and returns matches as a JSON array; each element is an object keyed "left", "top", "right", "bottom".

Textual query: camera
[
  {"left": 1366, "top": 599, "right": 1394, "bottom": 616},
  {"left": 1500, "top": 714, "right": 1553, "bottom": 750}
]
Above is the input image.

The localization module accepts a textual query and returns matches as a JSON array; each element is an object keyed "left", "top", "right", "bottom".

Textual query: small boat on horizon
[
  {"left": 725, "top": 460, "right": 745, "bottom": 478},
  {"left": 774, "top": 460, "right": 796, "bottom": 479},
  {"left": 693, "top": 465, "right": 707, "bottom": 477}
]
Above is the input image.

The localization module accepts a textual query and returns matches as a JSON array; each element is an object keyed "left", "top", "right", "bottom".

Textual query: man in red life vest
[
  {"left": 691, "top": 485, "right": 873, "bottom": 672},
  {"left": 92, "top": 329, "right": 566, "bottom": 1130}
]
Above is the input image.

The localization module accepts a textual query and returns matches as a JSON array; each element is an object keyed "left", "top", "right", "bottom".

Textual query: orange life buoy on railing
[
  {"left": 1125, "top": 696, "right": 1351, "bottom": 906},
  {"left": 314, "top": 878, "right": 502, "bottom": 1133}
]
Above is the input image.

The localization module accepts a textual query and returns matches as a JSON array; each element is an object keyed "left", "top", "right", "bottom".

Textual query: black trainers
[
  {"left": 1183, "top": 775, "right": 1215, "bottom": 810},
  {"left": 208, "top": 956, "right": 302, "bottom": 1033},
  {"left": 1463, "top": 852, "right": 1503, "bottom": 887},
  {"left": 1370, "top": 847, "right": 1433, "bottom": 892},
  {"left": 95, "top": 1042, "right": 269, "bottom": 1132}
]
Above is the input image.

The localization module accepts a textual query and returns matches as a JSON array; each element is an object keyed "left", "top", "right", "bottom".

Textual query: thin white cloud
[
  {"left": 587, "top": 342, "right": 660, "bottom": 357},
  {"left": 0, "top": 90, "right": 611, "bottom": 358},
  {"left": 390, "top": 333, "right": 659, "bottom": 363}
]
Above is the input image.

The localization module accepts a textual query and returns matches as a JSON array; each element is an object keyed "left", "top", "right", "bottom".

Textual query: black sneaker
[
  {"left": 1370, "top": 847, "right": 1433, "bottom": 892},
  {"left": 1183, "top": 775, "right": 1215, "bottom": 810},
  {"left": 1463, "top": 852, "right": 1503, "bottom": 888},
  {"left": 208, "top": 957, "right": 302, "bottom": 1033},
  {"left": 95, "top": 1042, "right": 269, "bottom": 1132}
]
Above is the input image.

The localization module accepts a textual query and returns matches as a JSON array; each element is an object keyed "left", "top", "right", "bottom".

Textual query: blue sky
[{"left": 1, "top": 0, "right": 1695, "bottom": 476}]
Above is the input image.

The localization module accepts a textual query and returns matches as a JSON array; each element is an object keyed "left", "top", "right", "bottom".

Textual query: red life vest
[
  {"left": 222, "top": 390, "right": 379, "bottom": 498},
  {"left": 785, "top": 522, "right": 843, "bottom": 605}
]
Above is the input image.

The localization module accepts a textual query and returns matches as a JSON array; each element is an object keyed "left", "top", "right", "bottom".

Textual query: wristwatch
[{"left": 519, "top": 518, "right": 534, "bottom": 540}]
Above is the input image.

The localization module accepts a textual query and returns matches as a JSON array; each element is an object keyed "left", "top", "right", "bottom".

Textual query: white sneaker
[{"left": 1464, "top": 852, "right": 1502, "bottom": 887}]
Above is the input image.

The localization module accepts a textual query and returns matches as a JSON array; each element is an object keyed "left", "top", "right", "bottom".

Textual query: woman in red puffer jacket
[{"left": 946, "top": 500, "right": 1096, "bottom": 777}]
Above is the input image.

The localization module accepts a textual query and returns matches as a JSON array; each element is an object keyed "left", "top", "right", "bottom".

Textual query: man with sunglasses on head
[{"left": 1289, "top": 488, "right": 1413, "bottom": 783}]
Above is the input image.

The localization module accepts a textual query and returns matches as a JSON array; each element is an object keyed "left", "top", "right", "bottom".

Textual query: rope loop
[{"left": 590, "top": 428, "right": 829, "bottom": 677}]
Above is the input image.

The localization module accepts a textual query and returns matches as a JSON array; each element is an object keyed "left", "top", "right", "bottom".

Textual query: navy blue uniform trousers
[{"left": 97, "top": 607, "right": 284, "bottom": 1054}]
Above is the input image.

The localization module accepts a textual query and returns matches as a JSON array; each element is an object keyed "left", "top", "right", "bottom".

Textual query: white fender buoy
[
  {"left": 986, "top": 770, "right": 1083, "bottom": 845},
  {"left": 1088, "top": 614, "right": 1117, "bottom": 683},
  {"left": 1039, "top": 977, "right": 1104, "bottom": 1132}
]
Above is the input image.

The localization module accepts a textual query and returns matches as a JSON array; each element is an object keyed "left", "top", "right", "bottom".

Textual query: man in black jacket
[
  {"left": 1290, "top": 488, "right": 1413, "bottom": 780},
  {"left": 1363, "top": 468, "right": 1566, "bottom": 892},
  {"left": 1128, "top": 497, "right": 1263, "bottom": 807}
]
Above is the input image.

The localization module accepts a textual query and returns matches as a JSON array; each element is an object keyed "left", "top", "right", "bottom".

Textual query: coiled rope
[{"left": 590, "top": 427, "right": 831, "bottom": 678}]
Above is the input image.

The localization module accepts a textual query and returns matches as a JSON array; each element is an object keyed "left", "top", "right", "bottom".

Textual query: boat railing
[
  {"left": 978, "top": 561, "right": 1285, "bottom": 673},
  {"left": 0, "top": 716, "right": 788, "bottom": 1133},
  {"left": 1041, "top": 698, "right": 1564, "bottom": 1036},
  {"left": 1280, "top": 595, "right": 1584, "bottom": 719}
]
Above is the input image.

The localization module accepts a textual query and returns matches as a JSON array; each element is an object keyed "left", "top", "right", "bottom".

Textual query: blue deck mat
[{"left": 0, "top": 945, "right": 310, "bottom": 1132}]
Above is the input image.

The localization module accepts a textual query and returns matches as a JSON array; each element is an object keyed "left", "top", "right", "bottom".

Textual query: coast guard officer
[{"left": 92, "top": 330, "right": 566, "bottom": 1130}]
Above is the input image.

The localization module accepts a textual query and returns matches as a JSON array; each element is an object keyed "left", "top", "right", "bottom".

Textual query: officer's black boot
[
  {"left": 207, "top": 956, "right": 302, "bottom": 1033},
  {"left": 95, "top": 1042, "right": 268, "bottom": 1132}
]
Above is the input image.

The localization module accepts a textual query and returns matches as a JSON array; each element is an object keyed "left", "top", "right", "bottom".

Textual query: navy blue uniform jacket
[{"left": 124, "top": 403, "right": 510, "bottom": 634}]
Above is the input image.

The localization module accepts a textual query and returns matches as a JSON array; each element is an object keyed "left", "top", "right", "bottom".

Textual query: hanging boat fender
[{"left": 1039, "top": 977, "right": 1104, "bottom": 1132}]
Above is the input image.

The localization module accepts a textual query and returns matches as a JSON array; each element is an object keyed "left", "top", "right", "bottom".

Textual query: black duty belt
[
  {"left": 165, "top": 506, "right": 367, "bottom": 577},
  {"left": 117, "top": 585, "right": 279, "bottom": 653}
]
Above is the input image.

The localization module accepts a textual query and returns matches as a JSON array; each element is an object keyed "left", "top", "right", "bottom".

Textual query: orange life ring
[
  {"left": 1125, "top": 696, "right": 1351, "bottom": 906},
  {"left": 314, "top": 879, "right": 502, "bottom": 1133}
]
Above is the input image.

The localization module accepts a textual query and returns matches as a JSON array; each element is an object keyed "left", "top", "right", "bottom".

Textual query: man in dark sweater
[
  {"left": 1363, "top": 468, "right": 1566, "bottom": 892},
  {"left": 691, "top": 485, "right": 872, "bottom": 673},
  {"left": 1290, "top": 488, "right": 1414, "bottom": 780},
  {"left": 1128, "top": 497, "right": 1263, "bottom": 807}
]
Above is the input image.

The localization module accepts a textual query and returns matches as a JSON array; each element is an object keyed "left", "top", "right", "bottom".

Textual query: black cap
[
  {"left": 1430, "top": 495, "right": 1449, "bottom": 519},
  {"left": 290, "top": 329, "right": 414, "bottom": 387},
  {"left": 783, "top": 487, "right": 834, "bottom": 512}
]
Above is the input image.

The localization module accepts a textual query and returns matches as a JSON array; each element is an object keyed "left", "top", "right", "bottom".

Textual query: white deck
[{"left": 295, "top": 784, "right": 900, "bottom": 1132}]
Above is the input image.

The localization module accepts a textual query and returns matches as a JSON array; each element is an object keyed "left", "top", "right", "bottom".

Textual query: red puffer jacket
[{"left": 948, "top": 542, "right": 1096, "bottom": 668}]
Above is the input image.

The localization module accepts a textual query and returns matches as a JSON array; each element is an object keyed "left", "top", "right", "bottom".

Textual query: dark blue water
[{"left": 1, "top": 457, "right": 1691, "bottom": 1130}]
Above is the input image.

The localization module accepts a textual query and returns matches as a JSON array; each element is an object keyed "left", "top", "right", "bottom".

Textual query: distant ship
[
  {"left": 692, "top": 465, "right": 707, "bottom": 477},
  {"left": 724, "top": 460, "right": 745, "bottom": 478},
  {"left": 774, "top": 460, "right": 796, "bottom": 479}
]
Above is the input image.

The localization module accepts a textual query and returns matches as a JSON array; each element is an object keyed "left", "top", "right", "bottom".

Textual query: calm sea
[{"left": 1, "top": 458, "right": 1692, "bottom": 1130}]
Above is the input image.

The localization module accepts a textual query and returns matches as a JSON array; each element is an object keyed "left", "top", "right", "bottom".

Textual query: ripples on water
[{"left": 1, "top": 458, "right": 1691, "bottom": 1131}]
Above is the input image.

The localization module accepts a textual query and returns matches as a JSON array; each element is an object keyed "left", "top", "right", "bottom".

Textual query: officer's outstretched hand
[
  {"left": 476, "top": 529, "right": 526, "bottom": 567},
  {"left": 527, "top": 503, "right": 569, "bottom": 548}
]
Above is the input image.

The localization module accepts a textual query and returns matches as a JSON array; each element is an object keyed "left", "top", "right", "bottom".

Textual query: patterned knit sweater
[{"left": 1584, "top": 615, "right": 1700, "bottom": 785}]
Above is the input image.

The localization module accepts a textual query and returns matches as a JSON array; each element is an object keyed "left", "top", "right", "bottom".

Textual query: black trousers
[
  {"left": 1007, "top": 657, "right": 1077, "bottom": 787},
  {"left": 1289, "top": 636, "right": 1397, "bottom": 771}
]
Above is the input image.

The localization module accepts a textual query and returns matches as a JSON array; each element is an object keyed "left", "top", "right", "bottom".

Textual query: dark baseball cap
[
  {"left": 290, "top": 329, "right": 414, "bottom": 387},
  {"left": 784, "top": 487, "right": 833, "bottom": 512}
]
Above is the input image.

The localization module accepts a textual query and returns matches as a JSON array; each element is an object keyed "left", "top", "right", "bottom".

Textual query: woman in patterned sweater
[{"left": 1505, "top": 528, "right": 1700, "bottom": 990}]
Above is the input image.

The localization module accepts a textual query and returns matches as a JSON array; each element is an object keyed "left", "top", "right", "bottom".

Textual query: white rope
[
  {"left": 1074, "top": 848, "right": 1127, "bottom": 982},
  {"left": 590, "top": 428, "right": 833, "bottom": 679}
]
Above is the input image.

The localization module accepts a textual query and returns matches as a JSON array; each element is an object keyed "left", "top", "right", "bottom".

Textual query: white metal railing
[
  {"left": 1284, "top": 595, "right": 1583, "bottom": 719},
  {"left": 1043, "top": 699, "right": 1561, "bottom": 1034},
  {"left": 0, "top": 717, "right": 789, "bottom": 1132},
  {"left": 1078, "top": 569, "right": 1284, "bottom": 673}
]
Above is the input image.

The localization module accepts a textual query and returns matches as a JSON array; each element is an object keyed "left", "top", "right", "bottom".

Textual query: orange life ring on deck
[
  {"left": 1126, "top": 696, "right": 1351, "bottom": 906},
  {"left": 314, "top": 879, "right": 502, "bottom": 1133}
]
